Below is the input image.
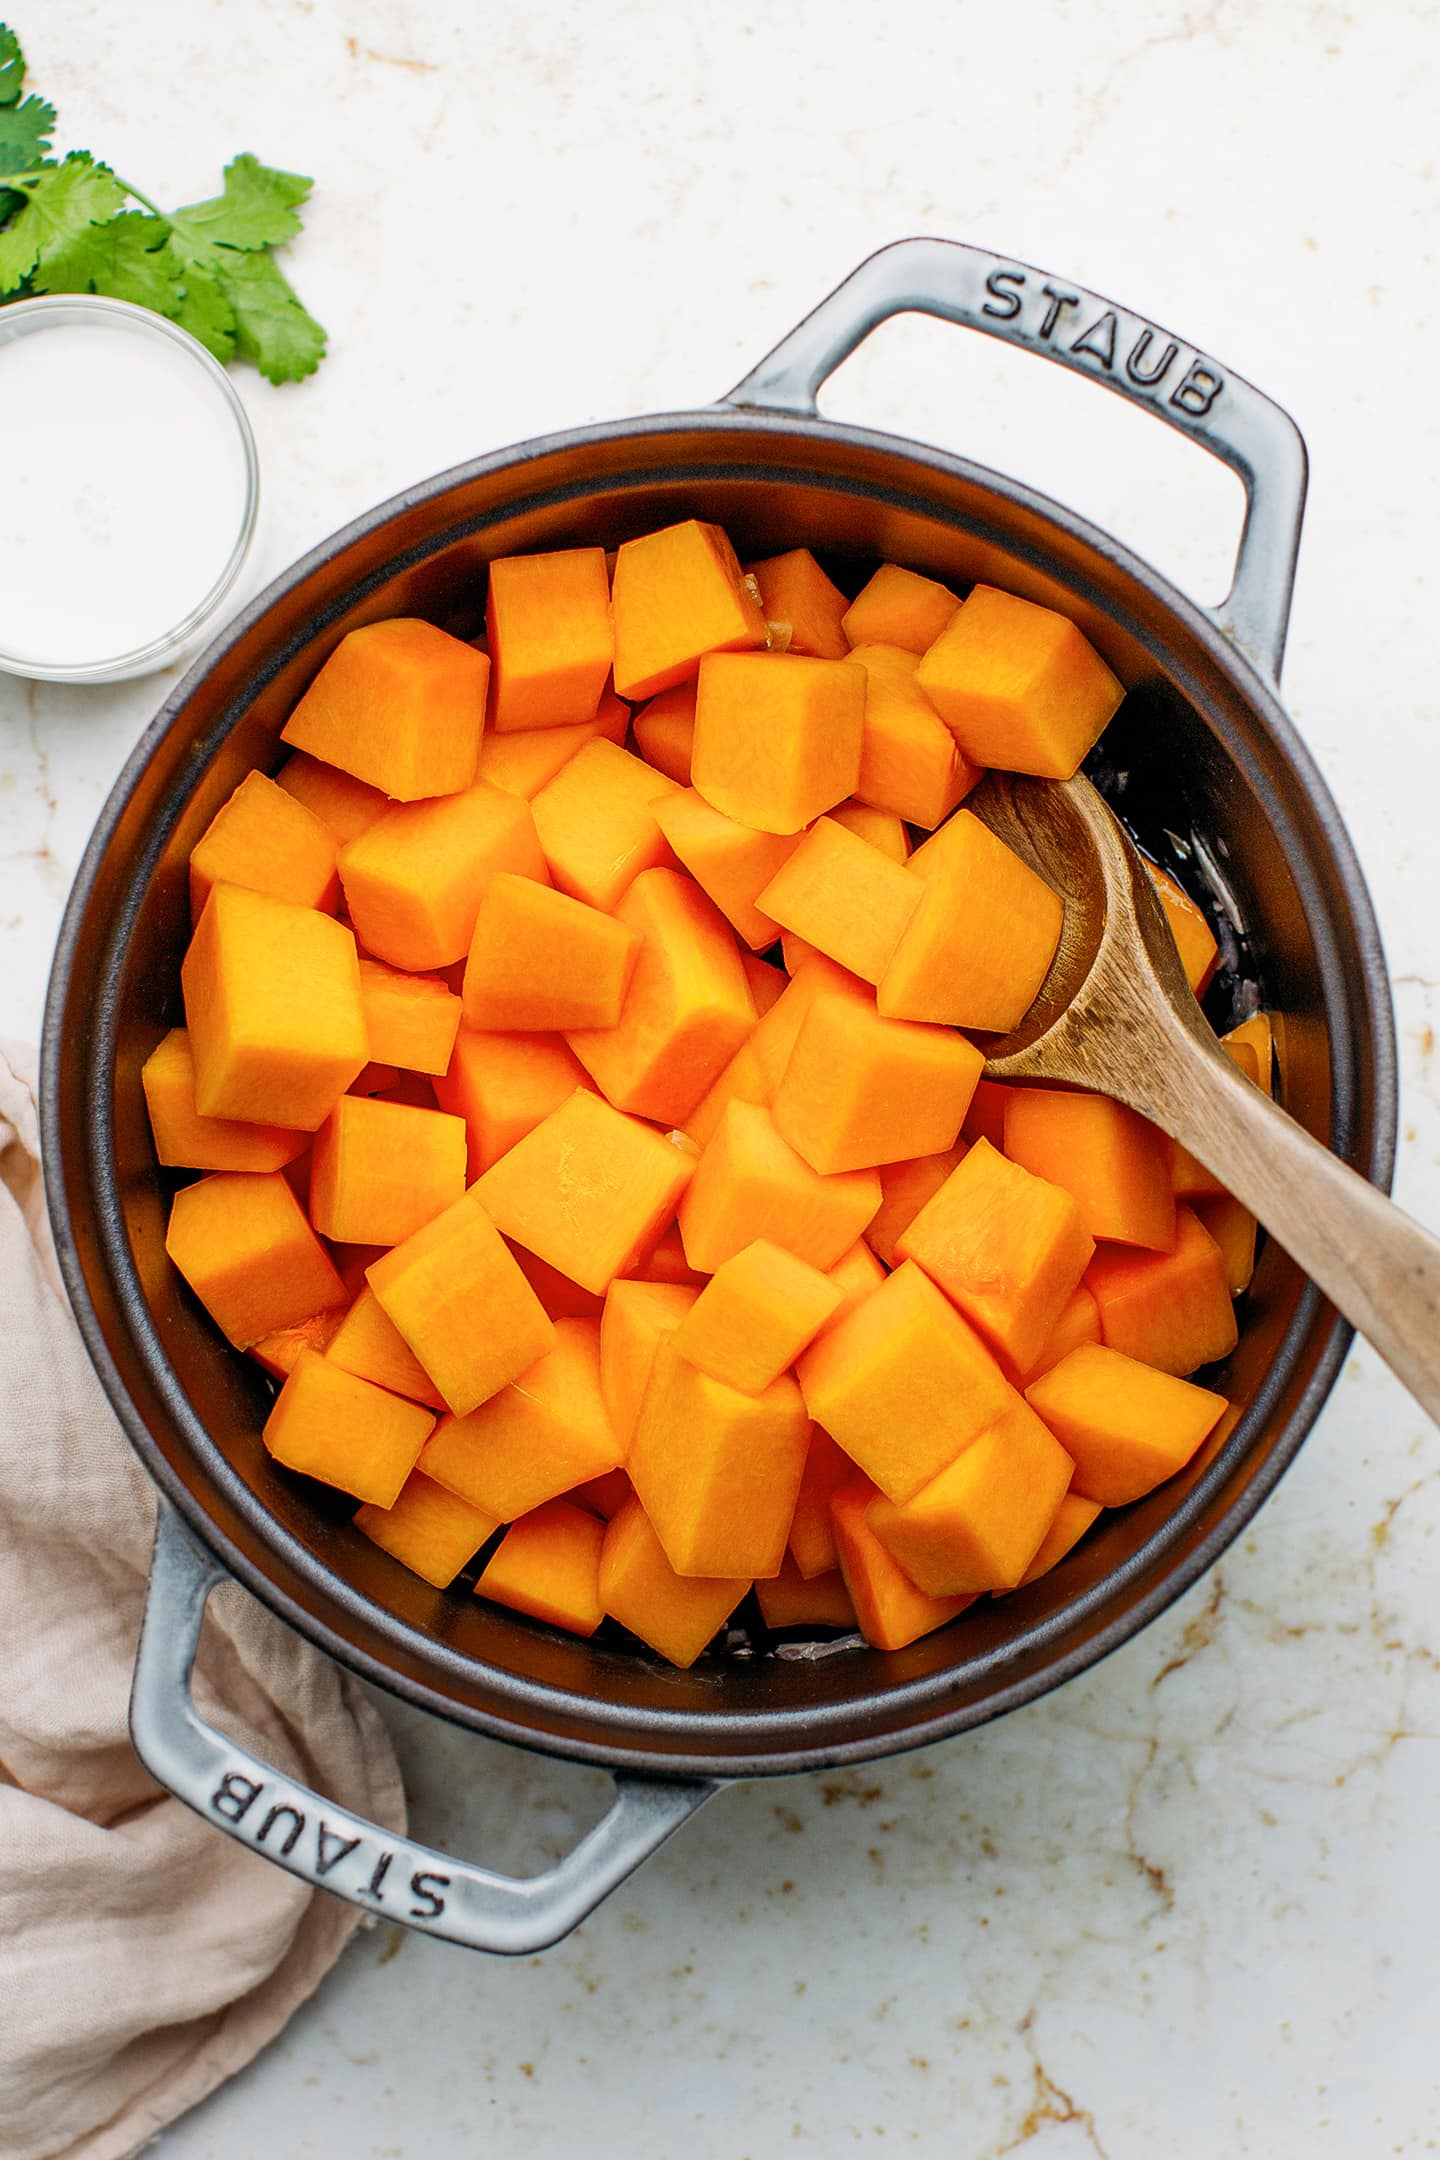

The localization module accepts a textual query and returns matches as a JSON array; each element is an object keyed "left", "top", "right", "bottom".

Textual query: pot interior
[{"left": 47, "top": 413, "right": 1394, "bottom": 1776}]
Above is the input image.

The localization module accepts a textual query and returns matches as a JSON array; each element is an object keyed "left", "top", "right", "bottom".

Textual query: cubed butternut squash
[
  {"left": 632, "top": 683, "right": 697, "bottom": 786},
  {"left": 842, "top": 564, "right": 961, "bottom": 654},
  {"left": 756, "top": 1556, "right": 858, "bottom": 1631},
  {"left": 420, "top": 1318, "right": 622, "bottom": 1521},
  {"left": 757, "top": 817, "right": 921, "bottom": 986},
  {"left": 280, "top": 618, "right": 489, "bottom": 801},
  {"left": 166, "top": 1169, "right": 345, "bottom": 1347},
  {"left": 878, "top": 809, "right": 1064, "bottom": 1033},
  {"left": 598, "top": 1495, "right": 749, "bottom": 1668},
  {"left": 599, "top": 1278, "right": 702, "bottom": 1446},
  {"left": 189, "top": 770, "right": 339, "bottom": 922},
  {"left": 668, "top": 1238, "right": 842, "bottom": 1395},
  {"left": 691, "top": 652, "right": 865, "bottom": 835},
  {"left": 354, "top": 1471, "right": 499, "bottom": 1588},
  {"left": 845, "top": 642, "right": 980, "bottom": 829},
  {"left": 915, "top": 583, "right": 1123, "bottom": 779},
  {"left": 338, "top": 780, "right": 548, "bottom": 972},
  {"left": 309, "top": 1095, "right": 467, "bottom": 1247},
  {"left": 611, "top": 519, "right": 768, "bottom": 701},
  {"left": 867, "top": 1396, "right": 1074, "bottom": 1594},
  {"left": 486, "top": 547, "right": 614, "bottom": 732},
  {"left": 462, "top": 872, "right": 640, "bottom": 1033},
  {"left": 142, "top": 1028, "right": 309, "bottom": 1174},
  {"left": 276, "top": 752, "right": 391, "bottom": 844},
  {"left": 830, "top": 1473, "right": 973, "bottom": 1651},
  {"left": 677, "top": 1100, "right": 880, "bottom": 1274},
  {"left": 1003, "top": 1089, "right": 1176, "bottom": 1252},
  {"left": 434, "top": 1027, "right": 590, "bottom": 1178},
  {"left": 366, "top": 1190, "right": 555, "bottom": 1416},
  {"left": 1025, "top": 1342, "right": 1228, "bottom": 1505},
  {"left": 746, "top": 548, "right": 850, "bottom": 659},
  {"left": 476, "top": 1497, "right": 606, "bottom": 1635},
  {"left": 530, "top": 738, "right": 680, "bottom": 911},
  {"left": 770, "top": 988, "right": 983, "bottom": 1176},
  {"left": 356, "top": 956, "right": 462, "bottom": 1076},
  {"left": 1086, "top": 1205, "right": 1238, "bottom": 1376},
  {"left": 652, "top": 787, "right": 799, "bottom": 950},
  {"left": 263, "top": 1350, "right": 434, "bottom": 1508},
  {"left": 475, "top": 694, "right": 629, "bottom": 797}
]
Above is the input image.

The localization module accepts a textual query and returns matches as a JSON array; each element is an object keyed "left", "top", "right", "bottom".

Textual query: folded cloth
[{"left": 0, "top": 1044, "right": 406, "bottom": 2160}]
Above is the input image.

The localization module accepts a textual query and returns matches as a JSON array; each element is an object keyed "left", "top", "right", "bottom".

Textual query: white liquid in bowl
[{"left": 0, "top": 311, "right": 254, "bottom": 672}]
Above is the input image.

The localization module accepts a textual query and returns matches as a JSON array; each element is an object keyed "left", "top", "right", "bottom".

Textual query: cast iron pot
[{"left": 42, "top": 239, "right": 1396, "bottom": 1954}]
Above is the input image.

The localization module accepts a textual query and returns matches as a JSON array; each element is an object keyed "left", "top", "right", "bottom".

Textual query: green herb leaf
[
  {"left": 216, "top": 247, "right": 325, "bottom": 383},
  {"left": 0, "top": 150, "right": 125, "bottom": 293},
  {"left": 32, "top": 207, "right": 183, "bottom": 314},
  {"left": 170, "top": 153, "right": 312, "bottom": 259},
  {"left": 0, "top": 24, "right": 24, "bottom": 107},
  {"left": 0, "top": 92, "right": 54, "bottom": 175},
  {"left": 173, "top": 264, "right": 237, "bottom": 365}
]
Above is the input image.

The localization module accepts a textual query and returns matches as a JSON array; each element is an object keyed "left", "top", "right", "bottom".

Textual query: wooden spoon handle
[{"left": 1134, "top": 1029, "right": 1440, "bottom": 1422}]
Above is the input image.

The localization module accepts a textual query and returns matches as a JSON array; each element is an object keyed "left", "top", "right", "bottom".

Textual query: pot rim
[{"left": 41, "top": 402, "right": 1399, "bottom": 1779}]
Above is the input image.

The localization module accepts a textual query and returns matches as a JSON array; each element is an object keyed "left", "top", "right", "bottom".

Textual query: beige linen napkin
[{"left": 0, "top": 1043, "right": 407, "bottom": 2160}]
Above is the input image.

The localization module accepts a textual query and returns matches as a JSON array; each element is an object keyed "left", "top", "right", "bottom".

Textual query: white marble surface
[{"left": 4, "top": 2, "right": 1440, "bottom": 2154}]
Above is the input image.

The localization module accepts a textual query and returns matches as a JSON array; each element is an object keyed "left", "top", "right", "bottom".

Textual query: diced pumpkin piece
[
  {"left": 486, "top": 547, "right": 614, "bottom": 733},
  {"left": 669, "top": 1238, "right": 842, "bottom": 1396},
  {"left": 611, "top": 518, "right": 768, "bottom": 701},
  {"left": 865, "top": 1144, "right": 968, "bottom": 1268},
  {"left": 915, "top": 584, "right": 1124, "bottom": 779},
  {"left": 566, "top": 868, "right": 756, "bottom": 1125},
  {"left": 355, "top": 956, "right": 462, "bottom": 1077},
  {"left": 691, "top": 652, "right": 865, "bottom": 835},
  {"left": 600, "top": 1278, "right": 702, "bottom": 1446},
  {"left": 756, "top": 1556, "right": 857, "bottom": 1630},
  {"left": 530, "top": 738, "right": 679, "bottom": 911},
  {"left": 1025, "top": 1342, "right": 1228, "bottom": 1505},
  {"left": 182, "top": 883, "right": 368, "bottom": 1130},
  {"left": 142, "top": 1028, "right": 308, "bottom": 1174},
  {"left": 476, "top": 1498, "right": 606, "bottom": 1635},
  {"left": 263, "top": 1349, "right": 434, "bottom": 1507},
  {"left": 742, "top": 951, "right": 786, "bottom": 1016},
  {"left": 773, "top": 988, "right": 982, "bottom": 1177},
  {"left": 962, "top": 1076, "right": 1016, "bottom": 1152},
  {"left": 338, "top": 780, "right": 548, "bottom": 972},
  {"left": 324, "top": 1286, "right": 447, "bottom": 1410},
  {"left": 248, "top": 1304, "right": 345, "bottom": 1383},
  {"left": 796, "top": 1259, "right": 1015, "bottom": 1503},
  {"left": 475, "top": 1087, "right": 694, "bottom": 1295},
  {"left": 189, "top": 770, "right": 339, "bottom": 921},
  {"left": 1016, "top": 1283, "right": 1103, "bottom": 1388},
  {"left": 435, "top": 1027, "right": 590, "bottom": 1179},
  {"left": 828, "top": 800, "right": 911, "bottom": 861},
  {"left": 510, "top": 1243, "right": 607, "bottom": 1321},
  {"left": 787, "top": 1428, "right": 854, "bottom": 1578},
  {"left": 309, "top": 1095, "right": 467, "bottom": 1247},
  {"left": 367, "top": 1190, "right": 554, "bottom": 1416},
  {"left": 623, "top": 1221, "right": 708, "bottom": 1288},
  {"left": 830, "top": 1474, "right": 973, "bottom": 1651},
  {"left": 569, "top": 1467, "right": 632, "bottom": 1519},
  {"left": 354, "top": 1471, "right": 499, "bottom": 1589},
  {"left": 476, "top": 695, "right": 629, "bottom": 796},
  {"left": 1003, "top": 1089, "right": 1176, "bottom": 1252},
  {"left": 1016, "top": 1491, "right": 1103, "bottom": 1586},
  {"left": 746, "top": 548, "right": 850, "bottom": 659},
  {"left": 842, "top": 564, "right": 961, "bottom": 654},
  {"left": 867, "top": 1396, "right": 1073, "bottom": 1594},
  {"left": 652, "top": 787, "right": 799, "bottom": 949},
  {"left": 1195, "top": 1193, "right": 1258, "bottom": 1296},
  {"left": 599, "top": 1495, "right": 748, "bottom": 1668},
  {"left": 632, "top": 683, "right": 697, "bottom": 786},
  {"left": 461, "top": 872, "right": 640, "bottom": 1033},
  {"left": 1169, "top": 1038, "right": 1260, "bottom": 1200},
  {"left": 757, "top": 817, "right": 920, "bottom": 986},
  {"left": 1145, "top": 862, "right": 1219, "bottom": 997},
  {"left": 822, "top": 1240, "right": 887, "bottom": 1333},
  {"left": 896, "top": 1137, "right": 1095, "bottom": 1376},
  {"left": 1086, "top": 1206, "right": 1238, "bottom": 1377},
  {"left": 628, "top": 1340, "right": 810, "bottom": 1577},
  {"left": 1223, "top": 1011, "right": 1275, "bottom": 1094},
  {"left": 678, "top": 1100, "right": 880, "bottom": 1274},
  {"left": 878, "top": 809, "right": 1064, "bottom": 1032},
  {"left": 276, "top": 752, "right": 391, "bottom": 845},
  {"left": 680, "top": 1040, "right": 770, "bottom": 1151},
  {"left": 280, "top": 618, "right": 489, "bottom": 801},
  {"left": 846, "top": 642, "right": 980, "bottom": 829},
  {"left": 166, "top": 1169, "right": 345, "bottom": 1348},
  {"left": 420, "top": 1318, "right": 623, "bottom": 1520}
]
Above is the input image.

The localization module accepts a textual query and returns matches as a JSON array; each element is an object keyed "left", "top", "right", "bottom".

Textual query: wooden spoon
[{"left": 968, "top": 770, "right": 1440, "bottom": 1421}]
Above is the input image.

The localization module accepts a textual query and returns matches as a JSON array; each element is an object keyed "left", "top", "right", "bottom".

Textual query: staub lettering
[
  {"left": 980, "top": 265, "right": 1224, "bottom": 417},
  {"left": 207, "top": 1768, "right": 452, "bottom": 1922}
]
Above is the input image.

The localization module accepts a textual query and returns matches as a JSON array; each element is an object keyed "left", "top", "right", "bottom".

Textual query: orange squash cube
[
  {"left": 677, "top": 1100, "right": 880, "bottom": 1275},
  {"left": 182, "top": 883, "right": 368, "bottom": 1131},
  {"left": 827, "top": 800, "right": 912, "bottom": 862},
  {"left": 1025, "top": 1342, "right": 1228, "bottom": 1505},
  {"left": 355, "top": 956, "right": 462, "bottom": 1077},
  {"left": 757, "top": 817, "right": 920, "bottom": 986},
  {"left": 309, "top": 1095, "right": 467, "bottom": 1247},
  {"left": 756, "top": 1556, "right": 857, "bottom": 1630},
  {"left": 1224, "top": 1011, "right": 1275, "bottom": 1093},
  {"left": 864, "top": 1144, "right": 969, "bottom": 1268},
  {"left": 486, "top": 547, "right": 614, "bottom": 733},
  {"left": 338, "top": 780, "right": 548, "bottom": 972},
  {"left": 366, "top": 1190, "right": 554, "bottom": 1416},
  {"left": 867, "top": 1396, "right": 1074, "bottom": 1594},
  {"left": 896, "top": 1137, "right": 1095, "bottom": 1376},
  {"left": 842, "top": 563, "right": 961, "bottom": 654},
  {"left": 1086, "top": 1206, "right": 1238, "bottom": 1376},
  {"left": 611, "top": 519, "right": 768, "bottom": 701},
  {"left": 652, "top": 787, "right": 799, "bottom": 949},
  {"left": 166, "top": 1169, "right": 345, "bottom": 1348},
  {"left": 1003, "top": 1089, "right": 1176, "bottom": 1253},
  {"left": 691, "top": 652, "right": 865, "bottom": 835},
  {"left": 353, "top": 1470, "right": 499, "bottom": 1587},
  {"left": 248, "top": 1305, "right": 345, "bottom": 1383},
  {"left": 787, "top": 1428, "right": 854, "bottom": 1578},
  {"left": 434, "top": 1028, "right": 589, "bottom": 1178},
  {"left": 628, "top": 1340, "right": 810, "bottom": 1577},
  {"left": 476, "top": 1498, "right": 606, "bottom": 1635},
  {"left": 263, "top": 1349, "right": 434, "bottom": 1507},
  {"left": 822, "top": 1239, "right": 887, "bottom": 1333},
  {"left": 878, "top": 809, "right": 1065, "bottom": 1032},
  {"left": 1015, "top": 1282, "right": 1103, "bottom": 1387},
  {"left": 475, "top": 1087, "right": 695, "bottom": 1295},
  {"left": 680, "top": 1040, "right": 770, "bottom": 1150},
  {"left": 915, "top": 583, "right": 1124, "bottom": 780},
  {"left": 632, "top": 683, "right": 697, "bottom": 786},
  {"left": 599, "top": 1495, "right": 749, "bottom": 1668},
  {"left": 771, "top": 988, "right": 983, "bottom": 1176},
  {"left": 1145, "top": 862, "right": 1219, "bottom": 996},
  {"left": 845, "top": 642, "right": 980, "bottom": 829},
  {"left": 530, "top": 738, "right": 679, "bottom": 911},
  {"left": 669, "top": 1238, "right": 842, "bottom": 1396},
  {"left": 796, "top": 1259, "right": 1015, "bottom": 1503},
  {"left": 566, "top": 868, "right": 756, "bottom": 1126},
  {"left": 599, "top": 1278, "right": 702, "bottom": 1446},
  {"left": 830, "top": 1474, "right": 973, "bottom": 1651},
  {"left": 324, "top": 1286, "right": 447, "bottom": 1409},
  {"left": 276, "top": 752, "right": 391, "bottom": 844},
  {"left": 420, "top": 1319, "right": 622, "bottom": 1520},
  {"left": 1015, "top": 1490, "right": 1104, "bottom": 1586},
  {"left": 461, "top": 872, "right": 640, "bottom": 1033},
  {"left": 476, "top": 694, "right": 629, "bottom": 796},
  {"left": 746, "top": 548, "right": 850, "bottom": 659},
  {"left": 1195, "top": 1193, "right": 1258, "bottom": 1295},
  {"left": 142, "top": 1028, "right": 309, "bottom": 1174},
  {"left": 189, "top": 770, "right": 339, "bottom": 922},
  {"left": 280, "top": 617, "right": 489, "bottom": 801}
]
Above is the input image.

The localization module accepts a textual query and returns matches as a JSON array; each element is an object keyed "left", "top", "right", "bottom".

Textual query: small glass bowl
[{"left": 0, "top": 293, "right": 260, "bottom": 684}]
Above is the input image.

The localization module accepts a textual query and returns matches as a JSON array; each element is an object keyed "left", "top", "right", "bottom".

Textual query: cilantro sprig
[{"left": 0, "top": 23, "right": 325, "bottom": 383}]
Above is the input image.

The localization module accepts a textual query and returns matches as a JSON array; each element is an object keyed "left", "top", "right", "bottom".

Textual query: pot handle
[
  {"left": 721, "top": 237, "right": 1307, "bottom": 685},
  {"left": 130, "top": 1505, "right": 718, "bottom": 1954}
]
